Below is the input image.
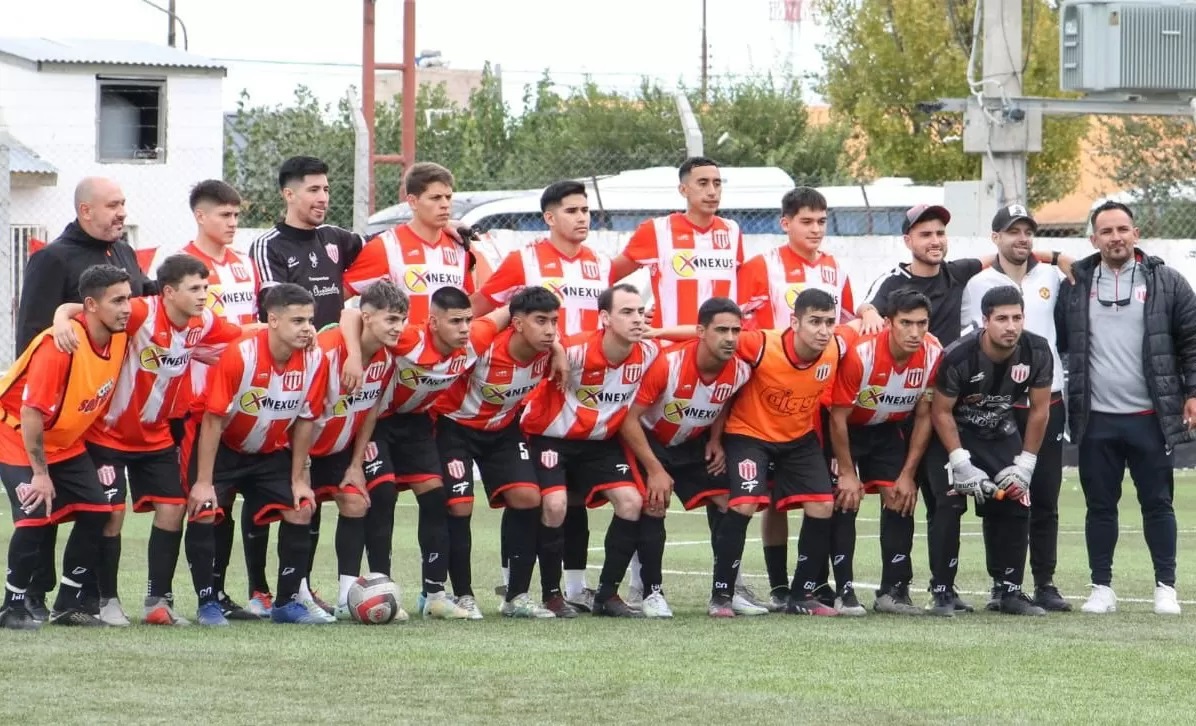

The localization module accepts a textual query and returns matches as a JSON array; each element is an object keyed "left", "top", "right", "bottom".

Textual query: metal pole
[
  {"left": 674, "top": 93, "right": 704, "bottom": 157},
  {"left": 400, "top": 0, "right": 417, "bottom": 197},
  {"left": 0, "top": 129, "right": 13, "bottom": 365},
  {"left": 348, "top": 87, "right": 370, "bottom": 233},
  {"left": 700, "top": 0, "right": 708, "bottom": 105},
  {"left": 167, "top": 0, "right": 177, "bottom": 47},
  {"left": 981, "top": 0, "right": 1026, "bottom": 206},
  {"left": 362, "top": 0, "right": 377, "bottom": 214}
]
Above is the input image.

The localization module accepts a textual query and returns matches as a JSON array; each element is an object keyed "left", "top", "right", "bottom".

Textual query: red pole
[
  {"left": 362, "top": 0, "right": 416, "bottom": 211},
  {"left": 400, "top": 0, "right": 417, "bottom": 197},
  {"left": 362, "top": 0, "right": 377, "bottom": 213}
]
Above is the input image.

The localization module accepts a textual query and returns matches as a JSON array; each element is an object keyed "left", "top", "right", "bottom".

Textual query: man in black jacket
[
  {"left": 14, "top": 176, "right": 156, "bottom": 621},
  {"left": 1058, "top": 201, "right": 1196, "bottom": 616}
]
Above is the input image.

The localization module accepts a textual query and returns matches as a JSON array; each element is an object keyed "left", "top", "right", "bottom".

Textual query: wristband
[
  {"left": 1051, "top": 251, "right": 1061, "bottom": 266},
  {"left": 948, "top": 448, "right": 971, "bottom": 466},
  {"left": 1014, "top": 451, "right": 1038, "bottom": 471}
]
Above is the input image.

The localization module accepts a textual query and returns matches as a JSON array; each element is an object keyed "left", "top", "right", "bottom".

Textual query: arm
[
  {"left": 610, "top": 254, "right": 642, "bottom": 283},
  {"left": 704, "top": 405, "right": 729, "bottom": 475},
  {"left": 187, "top": 411, "right": 225, "bottom": 519},
  {"left": 251, "top": 240, "right": 292, "bottom": 322},
  {"left": 828, "top": 406, "right": 863, "bottom": 512},
  {"left": 470, "top": 291, "right": 498, "bottom": 317},
  {"left": 1168, "top": 270, "right": 1196, "bottom": 401},
  {"left": 618, "top": 402, "right": 672, "bottom": 512},
  {"left": 50, "top": 303, "right": 85, "bottom": 353},
  {"left": 889, "top": 398, "right": 933, "bottom": 516},
  {"left": 289, "top": 419, "right": 317, "bottom": 509},
  {"left": 482, "top": 305, "right": 511, "bottom": 331},
  {"left": 644, "top": 325, "right": 699, "bottom": 342},
  {"left": 930, "top": 389, "right": 963, "bottom": 452},
  {"left": 339, "top": 307, "right": 365, "bottom": 394},
  {"left": 1021, "top": 386, "right": 1051, "bottom": 456},
  {"left": 17, "top": 407, "right": 54, "bottom": 515}
]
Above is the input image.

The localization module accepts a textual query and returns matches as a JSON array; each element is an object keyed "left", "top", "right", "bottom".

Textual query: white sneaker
[
  {"left": 300, "top": 596, "right": 337, "bottom": 623},
  {"left": 626, "top": 585, "right": 644, "bottom": 612},
  {"left": 731, "top": 592, "right": 769, "bottom": 616},
  {"left": 455, "top": 595, "right": 484, "bottom": 620},
  {"left": 422, "top": 591, "right": 469, "bottom": 620},
  {"left": 98, "top": 597, "right": 131, "bottom": 627},
  {"left": 1154, "top": 583, "right": 1181, "bottom": 615},
  {"left": 1080, "top": 584, "right": 1117, "bottom": 614},
  {"left": 499, "top": 593, "right": 556, "bottom": 619},
  {"left": 641, "top": 591, "right": 674, "bottom": 618}
]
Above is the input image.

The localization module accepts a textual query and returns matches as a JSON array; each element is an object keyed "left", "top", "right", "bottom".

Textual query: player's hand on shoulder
[
  {"left": 51, "top": 316, "right": 81, "bottom": 354},
  {"left": 858, "top": 307, "right": 885, "bottom": 335}
]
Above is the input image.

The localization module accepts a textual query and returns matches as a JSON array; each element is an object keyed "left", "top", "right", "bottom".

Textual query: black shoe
[
  {"left": 592, "top": 594, "right": 644, "bottom": 618},
  {"left": 48, "top": 608, "right": 107, "bottom": 627},
  {"left": 999, "top": 592, "right": 1047, "bottom": 616},
  {"left": 951, "top": 588, "right": 975, "bottom": 613},
  {"left": 873, "top": 584, "right": 924, "bottom": 615},
  {"left": 219, "top": 593, "right": 260, "bottom": 621},
  {"left": 785, "top": 596, "right": 838, "bottom": 616},
  {"left": 926, "top": 591, "right": 955, "bottom": 617},
  {"left": 0, "top": 605, "right": 42, "bottom": 630},
  {"left": 1033, "top": 584, "right": 1073, "bottom": 612},
  {"left": 26, "top": 592, "right": 49, "bottom": 622},
  {"left": 985, "top": 584, "right": 1001, "bottom": 612},
  {"left": 812, "top": 583, "right": 836, "bottom": 608},
  {"left": 767, "top": 586, "right": 790, "bottom": 613},
  {"left": 543, "top": 594, "right": 579, "bottom": 619}
]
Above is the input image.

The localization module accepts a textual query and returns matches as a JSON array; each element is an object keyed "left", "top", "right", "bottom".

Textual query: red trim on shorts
[
  {"left": 681, "top": 488, "right": 730, "bottom": 511},
  {"left": 541, "top": 484, "right": 566, "bottom": 497},
  {"left": 487, "top": 481, "right": 540, "bottom": 509},
  {"left": 13, "top": 501, "right": 116, "bottom": 528},
  {"left": 131, "top": 495, "right": 186, "bottom": 514},
  {"left": 395, "top": 473, "right": 440, "bottom": 484},
  {"left": 863, "top": 479, "right": 894, "bottom": 495},
  {"left": 774, "top": 492, "right": 834, "bottom": 512},
  {"left": 313, "top": 484, "right": 343, "bottom": 503},
  {"left": 726, "top": 494, "right": 769, "bottom": 512},
  {"left": 366, "top": 473, "right": 396, "bottom": 491},
  {"left": 446, "top": 495, "right": 474, "bottom": 507},
  {"left": 254, "top": 500, "right": 313, "bottom": 526},
  {"left": 188, "top": 506, "right": 224, "bottom": 526},
  {"left": 584, "top": 480, "right": 637, "bottom": 508}
]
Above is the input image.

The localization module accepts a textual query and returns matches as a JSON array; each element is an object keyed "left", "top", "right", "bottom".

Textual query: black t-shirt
[
  {"left": 249, "top": 222, "right": 364, "bottom": 329},
  {"left": 935, "top": 329, "right": 1053, "bottom": 439},
  {"left": 864, "top": 259, "right": 984, "bottom": 345}
]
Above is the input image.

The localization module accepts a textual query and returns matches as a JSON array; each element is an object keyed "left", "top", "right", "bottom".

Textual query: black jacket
[
  {"left": 15, "top": 221, "right": 156, "bottom": 351},
  {"left": 1057, "top": 249, "right": 1196, "bottom": 448}
]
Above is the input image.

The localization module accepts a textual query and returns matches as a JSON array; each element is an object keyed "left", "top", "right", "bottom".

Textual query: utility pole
[
  {"left": 167, "top": 0, "right": 177, "bottom": 47},
  {"left": 980, "top": 0, "right": 1027, "bottom": 206},
  {"left": 700, "top": 0, "right": 708, "bottom": 104}
]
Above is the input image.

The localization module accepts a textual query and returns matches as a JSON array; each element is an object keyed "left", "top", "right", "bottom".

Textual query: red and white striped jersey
[
  {"left": 738, "top": 246, "right": 854, "bottom": 329},
  {"left": 634, "top": 339, "right": 752, "bottom": 447},
  {"left": 311, "top": 327, "right": 395, "bottom": 457},
  {"left": 832, "top": 328, "right": 943, "bottom": 426},
  {"left": 343, "top": 224, "right": 473, "bottom": 324},
  {"left": 621, "top": 213, "right": 744, "bottom": 327},
  {"left": 202, "top": 330, "right": 328, "bottom": 454},
  {"left": 183, "top": 242, "right": 260, "bottom": 325},
  {"left": 479, "top": 239, "right": 612, "bottom": 337},
  {"left": 434, "top": 327, "right": 552, "bottom": 431},
  {"left": 379, "top": 319, "right": 495, "bottom": 417},
  {"left": 521, "top": 330, "right": 661, "bottom": 441}
]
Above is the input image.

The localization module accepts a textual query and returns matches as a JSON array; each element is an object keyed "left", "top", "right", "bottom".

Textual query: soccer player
[
  {"left": 433, "top": 286, "right": 563, "bottom": 618},
  {"left": 0, "top": 265, "right": 132, "bottom": 629},
  {"left": 521, "top": 284, "right": 662, "bottom": 617},
  {"left": 183, "top": 283, "right": 329, "bottom": 625},
  {"left": 827, "top": 289, "right": 941, "bottom": 616},
  {"left": 722, "top": 288, "right": 843, "bottom": 616},
  {"left": 960, "top": 205, "right": 1070, "bottom": 612},
  {"left": 620, "top": 297, "right": 753, "bottom": 617},
  {"left": 928, "top": 285, "right": 1053, "bottom": 616}
]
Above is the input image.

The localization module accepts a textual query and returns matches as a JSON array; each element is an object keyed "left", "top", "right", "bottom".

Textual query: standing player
[
  {"left": 929, "top": 285, "right": 1053, "bottom": 616},
  {"left": 620, "top": 297, "right": 754, "bottom": 617},
  {"left": 722, "top": 288, "right": 843, "bottom": 616},
  {"left": 826, "top": 289, "right": 941, "bottom": 616},
  {"left": 960, "top": 205, "right": 1070, "bottom": 612},
  {"left": 183, "top": 283, "right": 330, "bottom": 625},
  {"left": 0, "top": 265, "right": 131, "bottom": 629},
  {"left": 521, "top": 284, "right": 662, "bottom": 617},
  {"left": 433, "top": 287, "right": 562, "bottom": 618}
]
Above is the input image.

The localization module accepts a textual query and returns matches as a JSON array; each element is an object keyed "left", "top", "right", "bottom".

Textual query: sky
[{"left": 3, "top": 0, "right": 829, "bottom": 111}]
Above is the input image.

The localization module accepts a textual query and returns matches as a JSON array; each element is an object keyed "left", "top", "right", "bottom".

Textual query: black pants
[
  {"left": 1078, "top": 412, "right": 1177, "bottom": 587},
  {"left": 1015, "top": 396, "right": 1066, "bottom": 587}
]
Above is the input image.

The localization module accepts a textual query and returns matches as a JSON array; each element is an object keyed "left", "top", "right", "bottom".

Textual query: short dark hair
[
  {"left": 781, "top": 187, "right": 828, "bottom": 217},
  {"left": 884, "top": 289, "right": 932, "bottom": 319},
  {"left": 360, "top": 279, "right": 409, "bottom": 315},
  {"left": 429, "top": 285, "right": 470, "bottom": 312},
  {"left": 698, "top": 297, "right": 742, "bottom": 326},
  {"left": 405, "top": 162, "right": 454, "bottom": 197},
  {"left": 598, "top": 283, "right": 642, "bottom": 313},
  {"left": 679, "top": 156, "right": 718, "bottom": 181},
  {"left": 540, "top": 180, "right": 587, "bottom": 212},
  {"left": 981, "top": 285, "right": 1024, "bottom": 318},
  {"left": 1089, "top": 200, "right": 1135, "bottom": 231},
  {"left": 510, "top": 286, "right": 561, "bottom": 316},
  {"left": 79, "top": 264, "right": 131, "bottom": 302},
  {"left": 263, "top": 282, "right": 315, "bottom": 312},
  {"left": 156, "top": 254, "right": 210, "bottom": 290},
  {"left": 278, "top": 156, "right": 329, "bottom": 190},
  {"left": 189, "top": 179, "right": 242, "bottom": 210},
  {"left": 793, "top": 288, "right": 836, "bottom": 318}
]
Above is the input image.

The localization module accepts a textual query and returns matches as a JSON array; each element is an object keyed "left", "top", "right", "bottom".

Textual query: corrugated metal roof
[
  {"left": 0, "top": 37, "right": 225, "bottom": 71},
  {"left": 3, "top": 137, "right": 57, "bottom": 175}
]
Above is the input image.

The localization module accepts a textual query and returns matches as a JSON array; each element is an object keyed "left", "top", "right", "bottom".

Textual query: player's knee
[
  {"left": 541, "top": 491, "right": 567, "bottom": 527},
  {"left": 281, "top": 507, "right": 312, "bottom": 526},
  {"left": 103, "top": 508, "right": 126, "bottom": 536},
  {"left": 153, "top": 504, "right": 185, "bottom": 531},
  {"left": 447, "top": 501, "right": 473, "bottom": 517},
  {"left": 708, "top": 493, "right": 729, "bottom": 512},
  {"left": 730, "top": 502, "right": 758, "bottom": 517},
  {"left": 802, "top": 501, "right": 833, "bottom": 519},
  {"left": 336, "top": 494, "right": 368, "bottom": 518},
  {"left": 607, "top": 488, "right": 642, "bottom": 520},
  {"left": 503, "top": 487, "right": 540, "bottom": 510},
  {"left": 411, "top": 478, "right": 443, "bottom": 496}
]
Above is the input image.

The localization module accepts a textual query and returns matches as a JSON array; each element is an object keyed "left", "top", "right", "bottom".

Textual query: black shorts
[
  {"left": 825, "top": 422, "right": 906, "bottom": 494},
  {"left": 186, "top": 442, "right": 304, "bottom": 526},
  {"left": 376, "top": 413, "right": 442, "bottom": 489},
  {"left": 85, "top": 442, "right": 183, "bottom": 513},
  {"left": 310, "top": 440, "right": 395, "bottom": 503},
  {"left": 1, "top": 452, "right": 115, "bottom": 528},
  {"left": 924, "top": 429, "right": 1024, "bottom": 516},
  {"left": 724, "top": 431, "right": 833, "bottom": 512},
  {"left": 436, "top": 417, "right": 540, "bottom": 508},
  {"left": 632, "top": 435, "right": 729, "bottom": 510},
  {"left": 527, "top": 435, "right": 637, "bottom": 507}
]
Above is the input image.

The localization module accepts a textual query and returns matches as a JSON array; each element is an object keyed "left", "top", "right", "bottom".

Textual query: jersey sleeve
[
  {"left": 951, "top": 258, "right": 985, "bottom": 282},
  {"left": 202, "top": 315, "right": 248, "bottom": 347},
  {"left": 250, "top": 236, "right": 292, "bottom": 290},
  {"left": 934, "top": 351, "right": 964, "bottom": 398},
  {"left": 633, "top": 354, "right": 670, "bottom": 408},
  {"left": 301, "top": 356, "right": 330, "bottom": 421},
  {"left": 469, "top": 318, "right": 500, "bottom": 350},
  {"left": 126, "top": 297, "right": 151, "bottom": 334},
  {"left": 736, "top": 255, "right": 770, "bottom": 319},
  {"left": 478, "top": 252, "right": 526, "bottom": 304},
  {"left": 735, "top": 331, "right": 767, "bottom": 367},
  {"left": 1030, "top": 337, "right": 1054, "bottom": 388},
  {"left": 342, "top": 237, "right": 389, "bottom": 295},
  {"left": 205, "top": 347, "right": 246, "bottom": 417},
  {"left": 840, "top": 277, "right": 856, "bottom": 322},
  {"left": 391, "top": 325, "right": 422, "bottom": 356},
  {"left": 830, "top": 345, "right": 863, "bottom": 408},
  {"left": 621, "top": 221, "right": 659, "bottom": 265},
  {"left": 335, "top": 227, "right": 365, "bottom": 271},
  {"left": 21, "top": 337, "right": 73, "bottom": 419}
]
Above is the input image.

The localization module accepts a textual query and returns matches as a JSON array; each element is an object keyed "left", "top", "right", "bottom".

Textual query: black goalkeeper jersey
[
  {"left": 249, "top": 222, "right": 364, "bottom": 329},
  {"left": 935, "top": 329, "right": 1053, "bottom": 440}
]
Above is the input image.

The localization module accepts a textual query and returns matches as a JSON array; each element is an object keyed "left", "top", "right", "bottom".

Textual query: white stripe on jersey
[{"left": 250, "top": 228, "right": 281, "bottom": 287}]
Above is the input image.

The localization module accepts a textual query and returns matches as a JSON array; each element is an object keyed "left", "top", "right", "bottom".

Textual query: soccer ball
[{"left": 346, "top": 573, "right": 400, "bottom": 624}]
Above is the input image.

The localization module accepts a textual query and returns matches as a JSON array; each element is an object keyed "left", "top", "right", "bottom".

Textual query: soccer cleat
[
  {"left": 300, "top": 596, "right": 337, "bottom": 624},
  {"left": 455, "top": 595, "right": 485, "bottom": 620},
  {"left": 872, "top": 585, "right": 923, "bottom": 616},
  {"left": 0, "top": 605, "right": 42, "bottom": 630},
  {"left": 543, "top": 595, "right": 579, "bottom": 619},
  {"left": 98, "top": 597, "right": 131, "bottom": 627},
  {"left": 143, "top": 597, "right": 190, "bottom": 626},
  {"left": 394, "top": 606, "right": 410, "bottom": 623},
  {"left": 26, "top": 592, "right": 49, "bottom": 622},
  {"left": 196, "top": 601, "right": 230, "bottom": 627},
  {"left": 925, "top": 591, "right": 956, "bottom": 617},
  {"left": 1033, "top": 584, "right": 1073, "bottom": 612},
  {"left": 500, "top": 593, "right": 556, "bottom": 619},
  {"left": 421, "top": 592, "right": 470, "bottom": 620},
  {"left": 732, "top": 591, "right": 770, "bottom": 616},
  {"left": 951, "top": 588, "right": 974, "bottom": 613},
  {"left": 334, "top": 603, "right": 353, "bottom": 621},
  {"left": 309, "top": 590, "right": 335, "bottom": 615},
  {"left": 834, "top": 590, "right": 867, "bottom": 617},
  {"left": 707, "top": 594, "right": 736, "bottom": 618},
  {"left": 48, "top": 608, "right": 107, "bottom": 627},
  {"left": 271, "top": 599, "right": 332, "bottom": 624},
  {"left": 626, "top": 585, "right": 644, "bottom": 612},
  {"left": 244, "top": 591, "right": 274, "bottom": 619},
  {"left": 999, "top": 592, "right": 1047, "bottom": 616},
  {"left": 785, "top": 596, "right": 838, "bottom": 616},
  {"left": 592, "top": 594, "right": 644, "bottom": 618},
  {"left": 641, "top": 591, "right": 674, "bottom": 618},
  {"left": 767, "top": 586, "right": 790, "bottom": 613},
  {"left": 219, "top": 593, "right": 259, "bottom": 621},
  {"left": 1080, "top": 584, "right": 1117, "bottom": 614},
  {"left": 1154, "top": 583, "right": 1182, "bottom": 615},
  {"left": 735, "top": 582, "right": 770, "bottom": 610},
  {"left": 812, "top": 583, "right": 837, "bottom": 609},
  {"left": 985, "top": 584, "right": 1002, "bottom": 612},
  {"left": 565, "top": 587, "right": 597, "bottom": 614}
]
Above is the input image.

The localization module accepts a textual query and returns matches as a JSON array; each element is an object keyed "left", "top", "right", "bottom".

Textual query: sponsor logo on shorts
[
  {"left": 737, "top": 459, "right": 757, "bottom": 481},
  {"left": 447, "top": 459, "right": 466, "bottom": 480},
  {"left": 1010, "top": 364, "right": 1030, "bottom": 384},
  {"left": 540, "top": 449, "right": 559, "bottom": 469},
  {"left": 615, "top": 463, "right": 630, "bottom": 475}
]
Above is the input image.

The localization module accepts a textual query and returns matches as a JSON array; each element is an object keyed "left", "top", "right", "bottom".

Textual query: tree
[
  {"left": 815, "top": 0, "right": 1086, "bottom": 206},
  {"left": 1096, "top": 117, "right": 1196, "bottom": 237}
]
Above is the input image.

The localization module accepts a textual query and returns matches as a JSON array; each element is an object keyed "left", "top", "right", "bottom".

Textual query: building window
[{"left": 96, "top": 78, "right": 166, "bottom": 163}]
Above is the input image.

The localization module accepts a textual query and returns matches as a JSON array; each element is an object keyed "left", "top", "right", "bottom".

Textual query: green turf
[{"left": 2, "top": 468, "right": 1196, "bottom": 725}]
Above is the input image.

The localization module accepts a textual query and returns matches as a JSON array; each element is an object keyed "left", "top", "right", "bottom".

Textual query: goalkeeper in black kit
[{"left": 926, "top": 286, "right": 1054, "bottom": 617}]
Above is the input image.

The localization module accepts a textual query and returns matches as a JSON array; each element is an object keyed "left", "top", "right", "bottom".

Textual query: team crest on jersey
[
  {"left": 1039, "top": 287, "right": 1051, "bottom": 300},
  {"left": 282, "top": 370, "right": 304, "bottom": 391},
  {"left": 324, "top": 244, "right": 339, "bottom": 264},
  {"left": 97, "top": 465, "right": 116, "bottom": 487},
  {"left": 447, "top": 357, "right": 467, "bottom": 375},
  {"left": 712, "top": 229, "right": 731, "bottom": 250},
  {"left": 710, "top": 383, "right": 734, "bottom": 405},
  {"left": 442, "top": 247, "right": 459, "bottom": 266},
  {"left": 905, "top": 368, "right": 925, "bottom": 388},
  {"left": 230, "top": 262, "right": 251, "bottom": 282},
  {"left": 1135, "top": 285, "right": 1147, "bottom": 303},
  {"left": 581, "top": 261, "right": 600, "bottom": 279},
  {"left": 737, "top": 459, "right": 757, "bottom": 481},
  {"left": 1010, "top": 364, "right": 1030, "bottom": 384},
  {"left": 185, "top": 327, "right": 204, "bottom": 347},
  {"left": 365, "top": 361, "right": 387, "bottom": 382},
  {"left": 821, "top": 266, "right": 837, "bottom": 285},
  {"left": 447, "top": 459, "right": 466, "bottom": 480},
  {"left": 622, "top": 364, "right": 643, "bottom": 384},
  {"left": 365, "top": 442, "right": 379, "bottom": 462},
  {"left": 540, "top": 449, "right": 559, "bottom": 469},
  {"left": 815, "top": 364, "right": 832, "bottom": 381},
  {"left": 532, "top": 357, "right": 548, "bottom": 377}
]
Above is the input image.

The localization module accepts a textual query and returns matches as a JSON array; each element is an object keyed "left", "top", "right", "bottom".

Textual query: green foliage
[{"left": 1097, "top": 117, "right": 1196, "bottom": 237}]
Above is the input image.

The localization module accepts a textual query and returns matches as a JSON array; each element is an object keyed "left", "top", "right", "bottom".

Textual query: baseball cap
[
  {"left": 901, "top": 204, "right": 952, "bottom": 234},
  {"left": 991, "top": 203, "right": 1038, "bottom": 233}
]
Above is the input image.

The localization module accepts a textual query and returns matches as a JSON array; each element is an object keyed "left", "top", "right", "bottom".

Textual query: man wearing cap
[{"left": 960, "top": 204, "right": 1071, "bottom": 612}]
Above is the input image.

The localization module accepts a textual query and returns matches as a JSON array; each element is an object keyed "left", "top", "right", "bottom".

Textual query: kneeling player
[
  {"left": 184, "top": 283, "right": 330, "bottom": 625},
  {"left": 621, "top": 297, "right": 752, "bottom": 617},
  {"left": 928, "top": 285, "right": 1053, "bottom": 616},
  {"left": 433, "top": 286, "right": 562, "bottom": 618}
]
